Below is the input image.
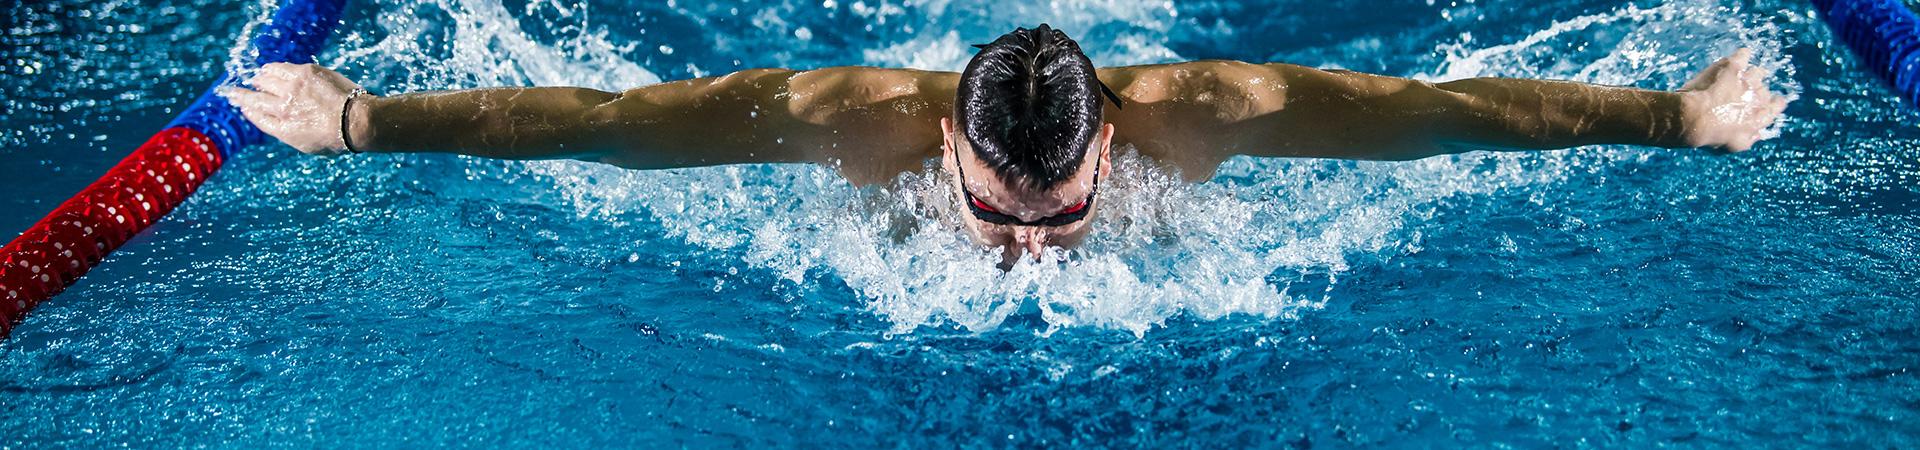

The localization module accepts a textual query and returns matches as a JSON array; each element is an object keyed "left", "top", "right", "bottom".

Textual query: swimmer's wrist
[
  {"left": 1675, "top": 90, "right": 1713, "bottom": 149},
  {"left": 347, "top": 94, "right": 380, "bottom": 153}
]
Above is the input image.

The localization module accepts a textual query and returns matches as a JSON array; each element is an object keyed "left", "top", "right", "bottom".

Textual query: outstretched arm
[
  {"left": 227, "top": 64, "right": 952, "bottom": 181},
  {"left": 1103, "top": 49, "right": 1786, "bottom": 166}
]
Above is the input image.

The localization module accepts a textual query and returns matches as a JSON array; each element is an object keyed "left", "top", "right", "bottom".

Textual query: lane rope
[
  {"left": 0, "top": 0, "right": 345, "bottom": 337},
  {"left": 1815, "top": 0, "right": 1920, "bottom": 105}
]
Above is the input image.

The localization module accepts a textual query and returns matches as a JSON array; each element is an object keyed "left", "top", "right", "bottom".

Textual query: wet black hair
[{"left": 955, "top": 24, "right": 1122, "bottom": 191}]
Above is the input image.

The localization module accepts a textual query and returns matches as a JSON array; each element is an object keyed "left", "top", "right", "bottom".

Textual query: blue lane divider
[{"left": 1815, "top": 0, "right": 1920, "bottom": 105}]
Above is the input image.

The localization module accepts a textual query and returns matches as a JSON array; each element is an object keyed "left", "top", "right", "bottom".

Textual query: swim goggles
[{"left": 951, "top": 149, "right": 1100, "bottom": 227}]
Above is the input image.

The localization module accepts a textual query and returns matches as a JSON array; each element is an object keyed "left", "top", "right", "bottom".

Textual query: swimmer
[{"left": 227, "top": 25, "right": 1787, "bottom": 263}]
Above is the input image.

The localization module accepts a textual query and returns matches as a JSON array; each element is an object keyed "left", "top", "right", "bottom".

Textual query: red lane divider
[{"left": 1, "top": 127, "right": 224, "bottom": 336}]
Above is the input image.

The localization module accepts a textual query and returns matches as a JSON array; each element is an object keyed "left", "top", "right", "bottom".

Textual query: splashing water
[{"left": 286, "top": 0, "right": 1795, "bottom": 336}]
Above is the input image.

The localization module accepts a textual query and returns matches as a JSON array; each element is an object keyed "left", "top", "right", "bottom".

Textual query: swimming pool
[{"left": 3, "top": 0, "right": 1916, "bottom": 446}]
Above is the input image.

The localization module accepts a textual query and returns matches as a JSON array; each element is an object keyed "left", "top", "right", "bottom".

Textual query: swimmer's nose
[{"left": 1014, "top": 227, "right": 1047, "bottom": 260}]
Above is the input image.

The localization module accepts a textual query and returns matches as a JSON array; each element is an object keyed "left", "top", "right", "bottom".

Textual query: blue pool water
[{"left": 4, "top": 0, "right": 1918, "bottom": 446}]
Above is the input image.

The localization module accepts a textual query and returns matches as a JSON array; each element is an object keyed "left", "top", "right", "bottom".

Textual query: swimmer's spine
[
  {"left": 0, "top": 0, "right": 345, "bottom": 337},
  {"left": 1815, "top": 0, "right": 1920, "bottom": 105}
]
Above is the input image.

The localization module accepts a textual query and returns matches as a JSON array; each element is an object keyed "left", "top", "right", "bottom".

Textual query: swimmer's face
[{"left": 940, "top": 117, "right": 1114, "bottom": 264}]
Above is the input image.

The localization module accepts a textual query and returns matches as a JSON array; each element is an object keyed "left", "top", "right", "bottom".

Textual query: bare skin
[{"left": 227, "top": 49, "right": 1787, "bottom": 261}]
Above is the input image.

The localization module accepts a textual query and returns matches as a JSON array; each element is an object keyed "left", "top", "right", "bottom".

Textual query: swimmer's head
[{"left": 944, "top": 25, "right": 1119, "bottom": 263}]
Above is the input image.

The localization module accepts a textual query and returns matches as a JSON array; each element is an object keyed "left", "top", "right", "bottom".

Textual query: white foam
[
  {"left": 861, "top": 31, "right": 970, "bottom": 71},
  {"left": 331, "top": 0, "right": 659, "bottom": 91},
  {"left": 855, "top": 0, "right": 1182, "bottom": 70}
]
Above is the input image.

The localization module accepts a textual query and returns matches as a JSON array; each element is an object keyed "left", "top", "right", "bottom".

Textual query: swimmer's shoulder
[
  {"left": 1096, "top": 61, "right": 1304, "bottom": 178},
  {"left": 782, "top": 67, "right": 956, "bottom": 185},
  {"left": 1098, "top": 60, "right": 1343, "bottom": 104},
  {"left": 785, "top": 67, "right": 956, "bottom": 124}
]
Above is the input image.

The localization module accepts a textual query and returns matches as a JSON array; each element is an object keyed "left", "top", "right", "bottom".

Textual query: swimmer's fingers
[
  {"left": 1727, "top": 48, "right": 1754, "bottom": 69},
  {"left": 1683, "top": 48, "right": 1756, "bottom": 91},
  {"left": 232, "top": 95, "right": 293, "bottom": 144},
  {"left": 1720, "top": 48, "right": 1753, "bottom": 82},
  {"left": 1740, "top": 65, "right": 1769, "bottom": 90},
  {"left": 227, "top": 87, "right": 285, "bottom": 117},
  {"left": 1750, "top": 78, "right": 1786, "bottom": 117},
  {"left": 230, "top": 92, "right": 289, "bottom": 139},
  {"left": 1726, "top": 140, "right": 1754, "bottom": 154},
  {"left": 260, "top": 62, "right": 360, "bottom": 94},
  {"left": 254, "top": 63, "right": 323, "bottom": 93},
  {"left": 229, "top": 88, "right": 317, "bottom": 152},
  {"left": 1754, "top": 96, "right": 1789, "bottom": 131},
  {"left": 251, "top": 65, "right": 296, "bottom": 90},
  {"left": 1722, "top": 49, "right": 1757, "bottom": 91},
  {"left": 249, "top": 72, "right": 298, "bottom": 96},
  {"left": 1726, "top": 95, "right": 1789, "bottom": 154},
  {"left": 257, "top": 62, "right": 304, "bottom": 80},
  {"left": 227, "top": 86, "right": 293, "bottom": 119},
  {"left": 1682, "top": 64, "right": 1721, "bottom": 91},
  {"left": 1684, "top": 53, "right": 1733, "bottom": 90}
]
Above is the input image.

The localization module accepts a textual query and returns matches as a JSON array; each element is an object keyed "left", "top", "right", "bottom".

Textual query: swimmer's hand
[
  {"left": 1677, "top": 49, "right": 1789, "bottom": 154},
  {"left": 224, "top": 63, "right": 368, "bottom": 156}
]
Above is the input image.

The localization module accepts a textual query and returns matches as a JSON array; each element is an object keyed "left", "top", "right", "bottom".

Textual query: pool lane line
[
  {"left": 1816, "top": 0, "right": 1920, "bottom": 106},
  {"left": 0, "top": 0, "right": 346, "bottom": 338}
]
